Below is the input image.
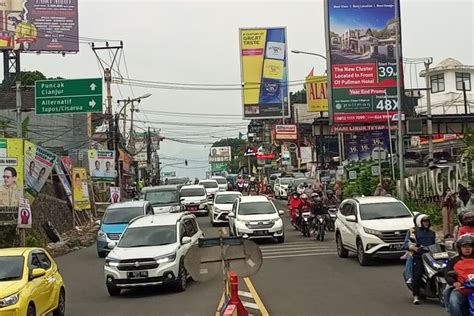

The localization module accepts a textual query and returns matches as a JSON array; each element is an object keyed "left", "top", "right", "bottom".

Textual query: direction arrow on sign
[{"left": 35, "top": 78, "right": 103, "bottom": 115}]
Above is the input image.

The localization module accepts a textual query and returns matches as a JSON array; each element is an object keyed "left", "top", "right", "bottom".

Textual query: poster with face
[
  {"left": 88, "top": 150, "right": 115, "bottom": 182},
  {"left": 0, "top": 138, "right": 24, "bottom": 214},
  {"left": 17, "top": 198, "right": 32, "bottom": 229},
  {"left": 72, "top": 168, "right": 90, "bottom": 210}
]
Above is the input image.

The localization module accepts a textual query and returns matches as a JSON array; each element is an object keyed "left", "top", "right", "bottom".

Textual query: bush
[{"left": 404, "top": 200, "right": 442, "bottom": 227}]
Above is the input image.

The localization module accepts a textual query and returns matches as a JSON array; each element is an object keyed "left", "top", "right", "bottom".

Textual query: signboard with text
[
  {"left": 306, "top": 76, "right": 328, "bottom": 112},
  {"left": 35, "top": 78, "right": 103, "bottom": 115},
  {"left": 326, "top": 0, "right": 403, "bottom": 123},
  {"left": 209, "top": 146, "right": 232, "bottom": 163},
  {"left": 274, "top": 124, "right": 297, "bottom": 140}
]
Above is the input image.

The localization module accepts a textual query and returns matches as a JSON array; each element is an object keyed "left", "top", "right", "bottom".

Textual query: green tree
[
  {"left": 462, "top": 129, "right": 474, "bottom": 186},
  {"left": 212, "top": 138, "right": 247, "bottom": 173},
  {"left": 20, "top": 71, "right": 47, "bottom": 86}
]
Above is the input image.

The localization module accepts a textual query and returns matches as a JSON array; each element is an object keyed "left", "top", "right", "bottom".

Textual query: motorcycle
[
  {"left": 403, "top": 244, "right": 450, "bottom": 306},
  {"left": 295, "top": 209, "right": 311, "bottom": 237},
  {"left": 236, "top": 182, "right": 245, "bottom": 193},
  {"left": 312, "top": 214, "right": 326, "bottom": 241},
  {"left": 326, "top": 206, "right": 337, "bottom": 232}
]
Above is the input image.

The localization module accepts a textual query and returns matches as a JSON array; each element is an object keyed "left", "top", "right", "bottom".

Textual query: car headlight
[
  {"left": 156, "top": 253, "right": 176, "bottom": 264},
  {"left": 237, "top": 218, "right": 250, "bottom": 225},
  {"left": 169, "top": 205, "right": 180, "bottom": 212},
  {"left": 201, "top": 199, "right": 208, "bottom": 204},
  {"left": 432, "top": 261, "right": 447, "bottom": 269},
  {"left": 97, "top": 230, "right": 106, "bottom": 238},
  {"left": 105, "top": 258, "right": 120, "bottom": 267},
  {"left": 363, "top": 227, "right": 382, "bottom": 237},
  {"left": 0, "top": 292, "right": 19, "bottom": 308},
  {"left": 272, "top": 218, "right": 282, "bottom": 225}
]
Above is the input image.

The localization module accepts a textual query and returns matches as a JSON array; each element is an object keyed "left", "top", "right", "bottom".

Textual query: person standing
[
  {"left": 373, "top": 183, "right": 387, "bottom": 196},
  {"left": 458, "top": 184, "right": 470, "bottom": 208},
  {"left": 442, "top": 187, "right": 457, "bottom": 239}
]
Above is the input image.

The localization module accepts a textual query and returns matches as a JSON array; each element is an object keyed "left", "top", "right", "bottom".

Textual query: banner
[
  {"left": 17, "top": 198, "right": 32, "bottom": 229},
  {"left": 0, "top": 138, "right": 23, "bottom": 214},
  {"left": 60, "top": 156, "right": 73, "bottom": 175},
  {"left": 72, "top": 167, "right": 90, "bottom": 210},
  {"left": 274, "top": 124, "right": 297, "bottom": 140},
  {"left": 0, "top": 0, "right": 79, "bottom": 52},
  {"left": 306, "top": 76, "right": 329, "bottom": 112},
  {"left": 211, "top": 162, "right": 227, "bottom": 172},
  {"left": 110, "top": 187, "right": 121, "bottom": 203},
  {"left": 239, "top": 27, "right": 289, "bottom": 119},
  {"left": 54, "top": 163, "right": 72, "bottom": 205},
  {"left": 88, "top": 150, "right": 116, "bottom": 182},
  {"left": 327, "top": 0, "right": 403, "bottom": 123},
  {"left": 344, "top": 130, "right": 389, "bottom": 161},
  {"left": 209, "top": 146, "right": 232, "bottom": 163},
  {"left": 24, "top": 140, "right": 58, "bottom": 201}
]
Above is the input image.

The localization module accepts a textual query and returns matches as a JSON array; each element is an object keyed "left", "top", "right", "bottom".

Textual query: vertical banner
[
  {"left": 60, "top": 156, "right": 73, "bottom": 175},
  {"left": 239, "top": 27, "right": 289, "bottom": 119},
  {"left": 306, "top": 76, "right": 329, "bottom": 112},
  {"left": 326, "top": 0, "right": 403, "bottom": 123},
  {"left": 17, "top": 198, "right": 32, "bottom": 229},
  {"left": 345, "top": 136, "right": 360, "bottom": 161},
  {"left": 24, "top": 140, "right": 58, "bottom": 201},
  {"left": 358, "top": 134, "right": 371, "bottom": 160},
  {"left": 54, "top": 164, "right": 73, "bottom": 205},
  {"left": 88, "top": 150, "right": 116, "bottom": 182},
  {"left": 0, "top": 138, "right": 24, "bottom": 214},
  {"left": 344, "top": 130, "right": 389, "bottom": 161},
  {"left": 110, "top": 187, "right": 121, "bottom": 203},
  {"left": 72, "top": 168, "right": 90, "bottom": 210}
]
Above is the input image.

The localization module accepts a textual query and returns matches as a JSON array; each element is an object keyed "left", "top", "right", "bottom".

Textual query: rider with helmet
[
  {"left": 311, "top": 193, "right": 325, "bottom": 216},
  {"left": 289, "top": 192, "right": 301, "bottom": 223},
  {"left": 324, "top": 190, "right": 339, "bottom": 207},
  {"left": 247, "top": 177, "right": 259, "bottom": 195},
  {"left": 458, "top": 212, "right": 474, "bottom": 237},
  {"left": 444, "top": 234, "right": 474, "bottom": 316}
]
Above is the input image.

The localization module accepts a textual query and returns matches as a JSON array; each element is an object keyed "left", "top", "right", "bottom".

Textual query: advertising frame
[
  {"left": 305, "top": 75, "right": 329, "bottom": 112},
  {"left": 88, "top": 149, "right": 116, "bottom": 183},
  {"left": 209, "top": 146, "right": 232, "bottom": 163},
  {"left": 0, "top": 138, "right": 23, "bottom": 214}
]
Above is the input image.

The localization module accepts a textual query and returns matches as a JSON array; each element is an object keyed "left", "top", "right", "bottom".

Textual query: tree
[
  {"left": 290, "top": 88, "right": 306, "bottom": 104},
  {"left": 212, "top": 138, "right": 246, "bottom": 173},
  {"left": 20, "top": 71, "right": 47, "bottom": 86},
  {"left": 462, "top": 129, "right": 474, "bottom": 186}
]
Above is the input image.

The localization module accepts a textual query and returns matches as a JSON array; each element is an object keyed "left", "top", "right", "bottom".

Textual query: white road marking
[
  {"left": 238, "top": 290, "right": 253, "bottom": 298},
  {"left": 263, "top": 252, "right": 336, "bottom": 259},
  {"left": 262, "top": 248, "right": 334, "bottom": 256},
  {"left": 242, "top": 301, "right": 260, "bottom": 310},
  {"left": 260, "top": 245, "right": 334, "bottom": 252}
]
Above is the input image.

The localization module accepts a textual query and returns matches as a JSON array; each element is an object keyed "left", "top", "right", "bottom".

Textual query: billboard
[
  {"left": 209, "top": 146, "right": 231, "bottom": 163},
  {"left": 326, "top": 0, "right": 403, "bottom": 123},
  {"left": 0, "top": 0, "right": 79, "bottom": 52},
  {"left": 274, "top": 124, "right": 297, "bottom": 140},
  {"left": 72, "top": 167, "right": 90, "bottom": 210},
  {"left": 344, "top": 130, "right": 389, "bottom": 162},
  {"left": 306, "top": 76, "right": 329, "bottom": 112},
  {"left": 0, "top": 138, "right": 23, "bottom": 213},
  {"left": 88, "top": 150, "right": 116, "bottom": 182},
  {"left": 24, "top": 140, "right": 58, "bottom": 201},
  {"left": 239, "top": 27, "right": 289, "bottom": 119}
]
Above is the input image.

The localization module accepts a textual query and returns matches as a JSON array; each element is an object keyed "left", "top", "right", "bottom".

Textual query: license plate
[
  {"left": 254, "top": 230, "right": 268, "bottom": 236},
  {"left": 188, "top": 206, "right": 197, "bottom": 211},
  {"left": 127, "top": 271, "right": 148, "bottom": 279},
  {"left": 389, "top": 244, "right": 404, "bottom": 250},
  {"left": 433, "top": 252, "right": 449, "bottom": 259}
]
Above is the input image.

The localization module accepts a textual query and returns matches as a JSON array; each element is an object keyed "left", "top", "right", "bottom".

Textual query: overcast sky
[{"left": 7, "top": 0, "right": 474, "bottom": 178}]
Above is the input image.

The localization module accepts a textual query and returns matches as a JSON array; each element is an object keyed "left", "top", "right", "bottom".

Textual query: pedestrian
[
  {"left": 334, "top": 180, "right": 343, "bottom": 201},
  {"left": 458, "top": 184, "right": 470, "bottom": 207},
  {"left": 373, "top": 183, "right": 387, "bottom": 196},
  {"left": 441, "top": 187, "right": 457, "bottom": 239}
]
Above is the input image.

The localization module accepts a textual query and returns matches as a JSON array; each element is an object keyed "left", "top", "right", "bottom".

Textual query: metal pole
[
  {"left": 296, "top": 109, "right": 301, "bottom": 170},
  {"left": 378, "top": 146, "right": 382, "bottom": 184},
  {"left": 105, "top": 68, "right": 114, "bottom": 150},
  {"left": 15, "top": 81, "right": 22, "bottom": 137},
  {"left": 395, "top": 0, "right": 405, "bottom": 200},
  {"left": 129, "top": 101, "right": 135, "bottom": 150},
  {"left": 424, "top": 59, "right": 433, "bottom": 168},
  {"left": 386, "top": 99, "right": 396, "bottom": 181},
  {"left": 281, "top": 85, "right": 285, "bottom": 124}
]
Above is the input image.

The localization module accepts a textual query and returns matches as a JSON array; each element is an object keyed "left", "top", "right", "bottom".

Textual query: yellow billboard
[
  {"left": 72, "top": 167, "right": 91, "bottom": 210},
  {"left": 0, "top": 138, "right": 24, "bottom": 213},
  {"left": 305, "top": 75, "right": 328, "bottom": 112}
]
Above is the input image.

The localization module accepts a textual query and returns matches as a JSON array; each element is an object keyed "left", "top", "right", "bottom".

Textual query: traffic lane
[{"left": 55, "top": 216, "right": 224, "bottom": 316}]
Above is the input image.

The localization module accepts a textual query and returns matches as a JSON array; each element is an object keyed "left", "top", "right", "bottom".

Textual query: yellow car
[{"left": 0, "top": 248, "right": 66, "bottom": 316}]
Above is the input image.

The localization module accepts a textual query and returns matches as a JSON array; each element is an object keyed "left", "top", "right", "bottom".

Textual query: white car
[
  {"left": 273, "top": 177, "right": 293, "bottom": 199},
  {"left": 179, "top": 185, "right": 208, "bottom": 215},
  {"left": 212, "top": 176, "right": 228, "bottom": 192},
  {"left": 199, "top": 179, "right": 220, "bottom": 202},
  {"left": 228, "top": 196, "right": 284, "bottom": 243},
  {"left": 210, "top": 191, "right": 243, "bottom": 226},
  {"left": 335, "top": 196, "right": 414, "bottom": 266},
  {"left": 104, "top": 212, "right": 203, "bottom": 295}
]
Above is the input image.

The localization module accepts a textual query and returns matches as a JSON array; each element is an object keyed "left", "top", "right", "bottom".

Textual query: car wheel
[
  {"left": 357, "top": 239, "right": 372, "bottom": 266},
  {"left": 174, "top": 261, "right": 187, "bottom": 292},
  {"left": 98, "top": 251, "right": 107, "bottom": 258},
  {"left": 276, "top": 234, "right": 284, "bottom": 243},
  {"left": 52, "top": 288, "right": 66, "bottom": 316},
  {"left": 106, "top": 283, "right": 121, "bottom": 296},
  {"left": 27, "top": 303, "right": 36, "bottom": 316},
  {"left": 336, "top": 233, "right": 349, "bottom": 258}
]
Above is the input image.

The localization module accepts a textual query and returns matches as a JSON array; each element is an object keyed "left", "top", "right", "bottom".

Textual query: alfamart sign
[{"left": 404, "top": 163, "right": 469, "bottom": 199}]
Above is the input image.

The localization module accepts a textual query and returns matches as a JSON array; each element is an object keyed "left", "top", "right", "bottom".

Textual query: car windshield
[
  {"left": 0, "top": 256, "right": 24, "bottom": 281},
  {"left": 103, "top": 207, "right": 144, "bottom": 224},
  {"left": 359, "top": 202, "right": 412, "bottom": 220},
  {"left": 215, "top": 194, "right": 240, "bottom": 204},
  {"left": 279, "top": 178, "right": 292, "bottom": 185},
  {"left": 238, "top": 201, "right": 276, "bottom": 215},
  {"left": 118, "top": 225, "right": 177, "bottom": 248},
  {"left": 201, "top": 181, "right": 218, "bottom": 188},
  {"left": 166, "top": 178, "right": 188, "bottom": 185},
  {"left": 145, "top": 190, "right": 179, "bottom": 205},
  {"left": 181, "top": 188, "right": 205, "bottom": 197},
  {"left": 292, "top": 178, "right": 309, "bottom": 186},
  {"left": 213, "top": 178, "right": 227, "bottom": 185}
]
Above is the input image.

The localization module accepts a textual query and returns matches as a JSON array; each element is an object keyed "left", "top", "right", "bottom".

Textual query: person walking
[{"left": 441, "top": 187, "right": 457, "bottom": 239}]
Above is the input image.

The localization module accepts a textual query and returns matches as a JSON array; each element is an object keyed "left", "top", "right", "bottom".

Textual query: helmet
[
  {"left": 414, "top": 213, "right": 430, "bottom": 228},
  {"left": 455, "top": 234, "right": 473, "bottom": 254},
  {"left": 311, "top": 193, "right": 319, "bottom": 198},
  {"left": 327, "top": 190, "right": 334, "bottom": 195},
  {"left": 303, "top": 183, "right": 308, "bottom": 188},
  {"left": 250, "top": 177, "right": 255, "bottom": 182},
  {"left": 300, "top": 193, "right": 308, "bottom": 200},
  {"left": 412, "top": 211, "right": 420, "bottom": 226},
  {"left": 462, "top": 212, "right": 474, "bottom": 226}
]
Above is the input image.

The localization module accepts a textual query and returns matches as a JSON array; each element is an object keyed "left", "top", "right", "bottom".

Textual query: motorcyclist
[
  {"left": 247, "top": 177, "right": 259, "bottom": 195},
  {"left": 296, "top": 193, "right": 311, "bottom": 227},
  {"left": 444, "top": 234, "right": 474, "bottom": 316},
  {"left": 407, "top": 213, "right": 436, "bottom": 305},
  {"left": 457, "top": 212, "right": 474, "bottom": 237},
  {"left": 289, "top": 192, "right": 301, "bottom": 223},
  {"left": 324, "top": 190, "right": 339, "bottom": 207},
  {"left": 311, "top": 194, "right": 325, "bottom": 216}
]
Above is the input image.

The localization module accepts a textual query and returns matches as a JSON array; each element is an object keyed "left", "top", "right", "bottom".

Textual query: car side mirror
[
  {"left": 181, "top": 236, "right": 192, "bottom": 245},
  {"left": 278, "top": 210, "right": 285, "bottom": 216},
  {"left": 31, "top": 268, "right": 46, "bottom": 279},
  {"left": 228, "top": 212, "right": 235, "bottom": 218},
  {"left": 95, "top": 220, "right": 101, "bottom": 226},
  {"left": 180, "top": 198, "right": 185, "bottom": 202},
  {"left": 346, "top": 215, "right": 357, "bottom": 223},
  {"left": 107, "top": 242, "right": 116, "bottom": 249}
]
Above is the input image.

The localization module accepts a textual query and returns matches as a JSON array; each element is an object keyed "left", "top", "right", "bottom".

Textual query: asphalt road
[{"left": 55, "top": 200, "right": 447, "bottom": 316}]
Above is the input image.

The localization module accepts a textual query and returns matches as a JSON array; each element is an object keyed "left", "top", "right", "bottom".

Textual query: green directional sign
[{"left": 35, "top": 78, "right": 103, "bottom": 115}]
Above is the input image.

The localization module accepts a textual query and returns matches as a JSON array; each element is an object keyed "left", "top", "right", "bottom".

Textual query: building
[{"left": 418, "top": 58, "right": 474, "bottom": 115}]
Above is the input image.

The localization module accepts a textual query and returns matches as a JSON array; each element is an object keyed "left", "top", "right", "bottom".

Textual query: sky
[{"left": 3, "top": 0, "right": 473, "bottom": 179}]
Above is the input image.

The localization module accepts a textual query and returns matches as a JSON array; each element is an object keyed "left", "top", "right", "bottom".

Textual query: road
[{"left": 55, "top": 199, "right": 446, "bottom": 316}]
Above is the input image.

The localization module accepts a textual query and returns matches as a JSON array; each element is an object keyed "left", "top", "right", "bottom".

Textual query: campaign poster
[
  {"left": 209, "top": 147, "right": 232, "bottom": 163},
  {"left": 0, "top": 138, "right": 24, "bottom": 214},
  {"left": 88, "top": 150, "right": 115, "bottom": 182},
  {"left": 110, "top": 187, "right": 121, "bottom": 203},
  {"left": 24, "top": 140, "right": 58, "bottom": 201},
  {"left": 17, "top": 198, "right": 32, "bottom": 229},
  {"left": 327, "top": 0, "right": 403, "bottom": 123},
  {"left": 72, "top": 167, "right": 90, "bottom": 210},
  {"left": 60, "top": 156, "right": 73, "bottom": 175},
  {"left": 239, "top": 27, "right": 289, "bottom": 119},
  {"left": 54, "top": 163, "right": 73, "bottom": 205}
]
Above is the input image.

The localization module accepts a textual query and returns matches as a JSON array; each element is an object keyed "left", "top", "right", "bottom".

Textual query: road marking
[
  {"left": 260, "top": 245, "right": 334, "bottom": 252},
  {"left": 262, "top": 249, "right": 334, "bottom": 256},
  {"left": 242, "top": 301, "right": 260, "bottom": 310},
  {"left": 238, "top": 290, "right": 253, "bottom": 298},
  {"left": 215, "top": 291, "right": 225, "bottom": 316},
  {"left": 222, "top": 227, "right": 229, "bottom": 236},
  {"left": 244, "top": 277, "right": 270, "bottom": 316},
  {"left": 259, "top": 241, "right": 323, "bottom": 247},
  {"left": 263, "top": 252, "right": 335, "bottom": 260}
]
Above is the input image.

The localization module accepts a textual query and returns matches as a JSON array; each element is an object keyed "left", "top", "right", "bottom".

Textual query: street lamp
[{"left": 291, "top": 50, "right": 327, "bottom": 60}]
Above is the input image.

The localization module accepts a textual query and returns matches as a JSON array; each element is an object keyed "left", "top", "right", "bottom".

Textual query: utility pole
[
  {"left": 424, "top": 58, "right": 433, "bottom": 168},
  {"left": 395, "top": 0, "right": 405, "bottom": 200},
  {"left": 295, "top": 108, "right": 301, "bottom": 170},
  {"left": 129, "top": 100, "right": 136, "bottom": 151},
  {"left": 114, "top": 114, "right": 121, "bottom": 188},
  {"left": 105, "top": 68, "right": 114, "bottom": 150},
  {"left": 146, "top": 126, "right": 151, "bottom": 184},
  {"left": 15, "top": 81, "right": 22, "bottom": 137}
]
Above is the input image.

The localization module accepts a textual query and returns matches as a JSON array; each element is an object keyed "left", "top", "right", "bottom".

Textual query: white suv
[
  {"left": 335, "top": 196, "right": 414, "bottom": 266},
  {"left": 104, "top": 212, "right": 203, "bottom": 295},
  {"left": 228, "top": 196, "right": 285, "bottom": 243}
]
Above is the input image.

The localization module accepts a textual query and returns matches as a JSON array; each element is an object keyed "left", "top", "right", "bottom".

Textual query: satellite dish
[
  {"left": 184, "top": 244, "right": 222, "bottom": 282},
  {"left": 224, "top": 239, "right": 262, "bottom": 278}
]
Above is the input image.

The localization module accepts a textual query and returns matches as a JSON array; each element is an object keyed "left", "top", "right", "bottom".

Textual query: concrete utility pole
[
  {"left": 424, "top": 58, "right": 434, "bottom": 168},
  {"left": 15, "top": 81, "right": 22, "bottom": 137},
  {"left": 129, "top": 100, "right": 136, "bottom": 151},
  {"left": 395, "top": 0, "right": 405, "bottom": 200}
]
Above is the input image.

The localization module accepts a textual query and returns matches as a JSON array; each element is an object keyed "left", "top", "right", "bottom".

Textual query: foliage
[
  {"left": 25, "top": 231, "right": 46, "bottom": 248},
  {"left": 290, "top": 88, "right": 306, "bottom": 104},
  {"left": 20, "top": 71, "right": 47, "bottom": 86},
  {"left": 212, "top": 138, "right": 246, "bottom": 173},
  {"left": 404, "top": 200, "right": 442, "bottom": 227}
]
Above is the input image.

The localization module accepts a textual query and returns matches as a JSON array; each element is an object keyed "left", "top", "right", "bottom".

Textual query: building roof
[
  {"left": 180, "top": 184, "right": 205, "bottom": 190},
  {"left": 420, "top": 58, "right": 474, "bottom": 77}
]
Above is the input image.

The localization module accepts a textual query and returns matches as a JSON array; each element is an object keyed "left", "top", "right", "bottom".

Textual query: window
[
  {"left": 183, "top": 219, "right": 197, "bottom": 236},
  {"left": 359, "top": 202, "right": 412, "bottom": 220},
  {"left": 456, "top": 72, "right": 471, "bottom": 91},
  {"left": 102, "top": 207, "right": 144, "bottom": 224},
  {"left": 118, "top": 226, "right": 177, "bottom": 247},
  {"left": 146, "top": 205, "right": 154, "bottom": 215},
  {"left": 30, "top": 254, "right": 41, "bottom": 269},
  {"left": 340, "top": 203, "right": 352, "bottom": 216},
  {"left": 36, "top": 252, "right": 51, "bottom": 270},
  {"left": 430, "top": 74, "right": 445, "bottom": 93}
]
